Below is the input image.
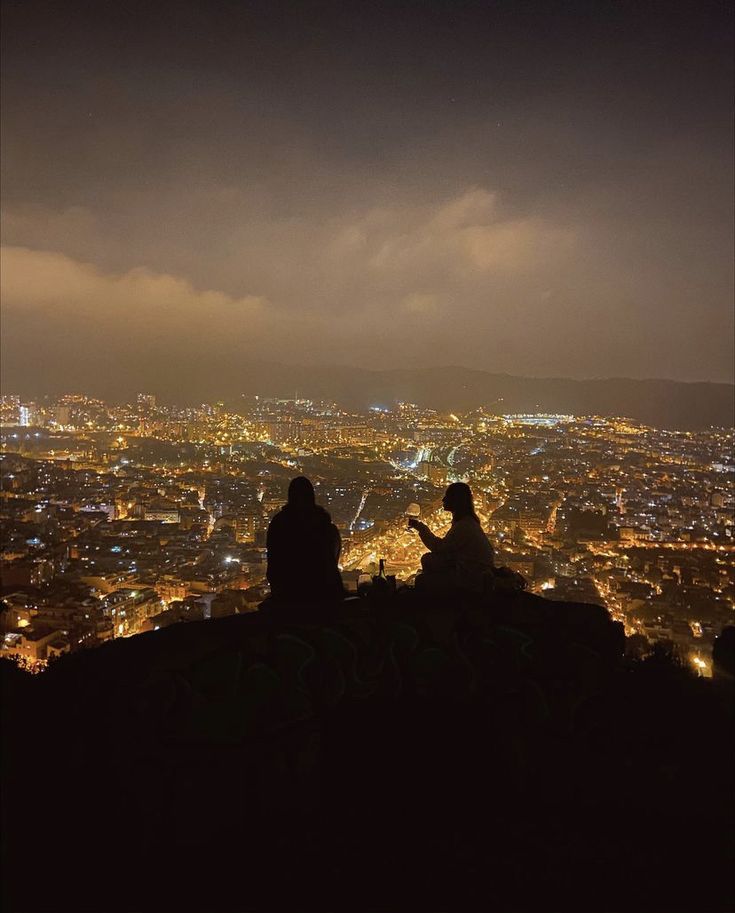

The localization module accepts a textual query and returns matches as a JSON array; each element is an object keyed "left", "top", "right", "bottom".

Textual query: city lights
[{"left": 0, "top": 393, "right": 732, "bottom": 666}]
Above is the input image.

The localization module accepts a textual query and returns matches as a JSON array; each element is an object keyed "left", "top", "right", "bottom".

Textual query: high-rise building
[
  {"left": 262, "top": 419, "right": 301, "bottom": 445},
  {"left": 19, "top": 403, "right": 39, "bottom": 427},
  {"left": 234, "top": 509, "right": 262, "bottom": 543},
  {"left": 419, "top": 456, "right": 447, "bottom": 485},
  {"left": 0, "top": 394, "right": 21, "bottom": 424}
]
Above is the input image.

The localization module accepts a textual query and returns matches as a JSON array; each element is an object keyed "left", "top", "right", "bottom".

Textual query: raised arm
[{"left": 409, "top": 519, "right": 447, "bottom": 552}]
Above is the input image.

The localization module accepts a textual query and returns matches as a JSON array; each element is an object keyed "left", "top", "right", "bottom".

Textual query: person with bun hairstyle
[{"left": 408, "top": 482, "right": 494, "bottom": 594}]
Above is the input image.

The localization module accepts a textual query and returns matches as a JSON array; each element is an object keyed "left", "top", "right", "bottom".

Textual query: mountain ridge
[
  {"left": 6, "top": 360, "right": 733, "bottom": 430},
  {"left": 226, "top": 362, "right": 734, "bottom": 430}
]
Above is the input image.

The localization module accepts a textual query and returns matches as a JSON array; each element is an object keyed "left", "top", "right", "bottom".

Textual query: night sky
[{"left": 2, "top": 0, "right": 733, "bottom": 394}]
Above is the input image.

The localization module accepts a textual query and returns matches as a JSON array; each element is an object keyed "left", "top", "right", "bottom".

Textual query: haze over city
[{"left": 2, "top": 0, "right": 733, "bottom": 393}]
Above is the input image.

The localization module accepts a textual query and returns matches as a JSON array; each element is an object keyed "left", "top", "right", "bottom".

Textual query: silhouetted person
[
  {"left": 266, "top": 476, "right": 344, "bottom": 603},
  {"left": 408, "top": 482, "right": 494, "bottom": 594}
]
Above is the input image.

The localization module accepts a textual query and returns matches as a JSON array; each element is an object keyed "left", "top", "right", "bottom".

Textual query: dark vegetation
[{"left": 3, "top": 591, "right": 734, "bottom": 912}]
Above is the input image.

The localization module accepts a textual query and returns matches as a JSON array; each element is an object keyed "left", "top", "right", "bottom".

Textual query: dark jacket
[{"left": 266, "top": 504, "right": 343, "bottom": 602}]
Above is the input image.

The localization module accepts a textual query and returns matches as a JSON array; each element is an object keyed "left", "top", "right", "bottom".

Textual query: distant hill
[
  {"left": 7, "top": 358, "right": 733, "bottom": 430},
  {"left": 221, "top": 362, "right": 733, "bottom": 431}
]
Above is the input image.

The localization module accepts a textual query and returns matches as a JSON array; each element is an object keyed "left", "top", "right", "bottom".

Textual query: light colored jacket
[{"left": 419, "top": 516, "right": 495, "bottom": 592}]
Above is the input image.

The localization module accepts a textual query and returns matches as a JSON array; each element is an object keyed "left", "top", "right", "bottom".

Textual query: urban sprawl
[{"left": 1, "top": 393, "right": 732, "bottom": 676}]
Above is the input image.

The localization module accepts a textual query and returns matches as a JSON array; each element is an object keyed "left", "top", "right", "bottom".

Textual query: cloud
[
  {"left": 1, "top": 181, "right": 732, "bottom": 386},
  {"left": 1, "top": 186, "right": 578, "bottom": 323},
  {"left": 1, "top": 247, "right": 268, "bottom": 344},
  {"left": 367, "top": 189, "right": 575, "bottom": 280}
]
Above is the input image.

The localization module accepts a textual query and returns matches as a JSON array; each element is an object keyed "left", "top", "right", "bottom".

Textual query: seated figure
[
  {"left": 266, "top": 476, "right": 344, "bottom": 603},
  {"left": 408, "top": 482, "right": 495, "bottom": 595}
]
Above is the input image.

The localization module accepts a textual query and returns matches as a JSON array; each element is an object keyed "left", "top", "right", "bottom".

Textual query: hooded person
[{"left": 266, "top": 476, "right": 344, "bottom": 602}]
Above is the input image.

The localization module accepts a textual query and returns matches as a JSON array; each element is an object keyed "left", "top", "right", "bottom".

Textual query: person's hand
[{"left": 407, "top": 517, "right": 422, "bottom": 531}]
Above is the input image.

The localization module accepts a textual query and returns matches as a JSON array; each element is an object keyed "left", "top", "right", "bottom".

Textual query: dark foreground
[{"left": 2, "top": 591, "right": 734, "bottom": 912}]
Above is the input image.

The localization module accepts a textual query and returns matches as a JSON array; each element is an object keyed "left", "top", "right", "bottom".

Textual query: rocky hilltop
[{"left": 3, "top": 590, "right": 733, "bottom": 912}]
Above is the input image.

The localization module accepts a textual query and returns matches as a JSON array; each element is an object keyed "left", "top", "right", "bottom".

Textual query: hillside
[
  {"left": 3, "top": 590, "right": 733, "bottom": 912},
  {"left": 227, "top": 363, "right": 734, "bottom": 430},
  {"left": 7, "top": 361, "right": 733, "bottom": 430}
]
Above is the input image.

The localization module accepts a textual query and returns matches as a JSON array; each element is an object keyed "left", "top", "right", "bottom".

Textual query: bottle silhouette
[{"left": 373, "top": 558, "right": 392, "bottom": 594}]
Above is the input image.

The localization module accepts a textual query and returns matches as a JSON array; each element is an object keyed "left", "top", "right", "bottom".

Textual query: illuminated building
[
  {"left": 234, "top": 510, "right": 261, "bottom": 543},
  {"left": 19, "top": 403, "right": 39, "bottom": 426},
  {"left": 419, "top": 456, "right": 447, "bottom": 485},
  {"left": 517, "top": 511, "right": 548, "bottom": 536},
  {"left": 156, "top": 577, "right": 190, "bottom": 603},
  {"left": 262, "top": 419, "right": 301, "bottom": 445},
  {"left": 102, "top": 588, "right": 161, "bottom": 637},
  {"left": 144, "top": 501, "right": 181, "bottom": 523},
  {"left": 5, "top": 626, "right": 66, "bottom": 662},
  {"left": 503, "top": 414, "right": 574, "bottom": 427}
]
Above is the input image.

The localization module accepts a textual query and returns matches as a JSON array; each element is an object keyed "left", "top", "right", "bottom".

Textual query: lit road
[{"left": 349, "top": 487, "right": 370, "bottom": 531}]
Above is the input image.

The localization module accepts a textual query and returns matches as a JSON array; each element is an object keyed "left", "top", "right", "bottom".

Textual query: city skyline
[
  {"left": 2, "top": 0, "right": 734, "bottom": 390},
  {"left": 2, "top": 389, "right": 732, "bottom": 674},
  {"left": 2, "top": 363, "right": 733, "bottom": 432},
  {"left": 0, "top": 393, "right": 735, "bottom": 672}
]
